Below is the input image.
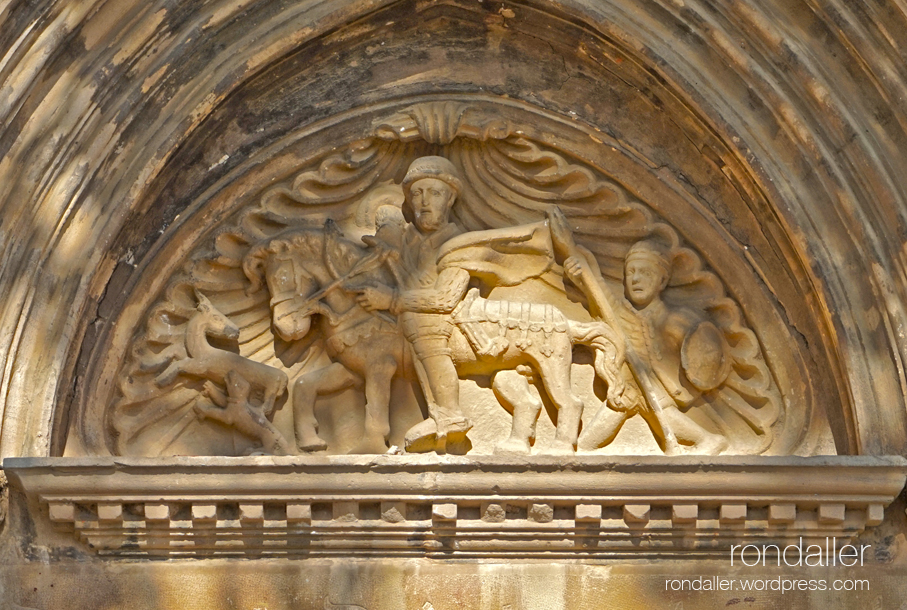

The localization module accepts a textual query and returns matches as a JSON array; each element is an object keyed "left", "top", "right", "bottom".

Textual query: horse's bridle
[{"left": 269, "top": 245, "right": 396, "bottom": 325}]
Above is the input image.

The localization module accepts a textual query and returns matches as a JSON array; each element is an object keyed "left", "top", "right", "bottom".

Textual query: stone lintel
[{"left": 6, "top": 456, "right": 904, "bottom": 558}]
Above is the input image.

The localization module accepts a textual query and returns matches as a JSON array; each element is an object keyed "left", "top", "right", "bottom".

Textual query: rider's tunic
[{"left": 390, "top": 222, "right": 469, "bottom": 359}]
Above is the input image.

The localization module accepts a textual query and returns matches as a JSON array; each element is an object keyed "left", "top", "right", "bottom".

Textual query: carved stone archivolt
[{"left": 75, "top": 99, "right": 832, "bottom": 459}]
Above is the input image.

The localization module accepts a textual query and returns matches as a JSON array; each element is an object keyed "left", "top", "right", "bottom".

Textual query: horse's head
[
  {"left": 266, "top": 257, "right": 321, "bottom": 341},
  {"left": 243, "top": 232, "right": 322, "bottom": 342},
  {"left": 194, "top": 289, "right": 240, "bottom": 341},
  {"left": 243, "top": 227, "right": 389, "bottom": 342}
]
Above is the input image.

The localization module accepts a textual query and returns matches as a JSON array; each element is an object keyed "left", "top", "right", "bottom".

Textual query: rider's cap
[{"left": 402, "top": 156, "right": 463, "bottom": 200}]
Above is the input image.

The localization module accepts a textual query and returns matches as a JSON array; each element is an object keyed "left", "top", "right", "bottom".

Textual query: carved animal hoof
[
  {"left": 297, "top": 437, "right": 328, "bottom": 452},
  {"left": 494, "top": 438, "right": 531, "bottom": 456},
  {"left": 348, "top": 436, "right": 389, "bottom": 455},
  {"left": 546, "top": 439, "right": 576, "bottom": 456}
]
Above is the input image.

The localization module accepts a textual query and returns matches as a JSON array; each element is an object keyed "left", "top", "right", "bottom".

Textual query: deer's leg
[
  {"left": 155, "top": 358, "right": 211, "bottom": 387},
  {"left": 194, "top": 401, "right": 230, "bottom": 424},
  {"left": 292, "top": 362, "right": 360, "bottom": 452},
  {"left": 154, "top": 361, "right": 184, "bottom": 387},
  {"left": 259, "top": 369, "right": 289, "bottom": 418},
  {"left": 229, "top": 403, "right": 292, "bottom": 456},
  {"left": 255, "top": 418, "right": 292, "bottom": 456}
]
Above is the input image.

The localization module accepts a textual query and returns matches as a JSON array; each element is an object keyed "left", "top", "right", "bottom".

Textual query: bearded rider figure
[{"left": 356, "top": 156, "right": 474, "bottom": 452}]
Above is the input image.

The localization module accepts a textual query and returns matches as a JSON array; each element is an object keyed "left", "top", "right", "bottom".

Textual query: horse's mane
[{"left": 242, "top": 225, "right": 365, "bottom": 293}]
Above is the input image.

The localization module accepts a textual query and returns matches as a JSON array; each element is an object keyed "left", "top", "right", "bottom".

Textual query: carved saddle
[{"left": 451, "top": 288, "right": 569, "bottom": 357}]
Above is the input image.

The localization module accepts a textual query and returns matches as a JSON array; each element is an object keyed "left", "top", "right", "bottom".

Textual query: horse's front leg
[
  {"left": 292, "top": 362, "right": 361, "bottom": 452},
  {"left": 350, "top": 354, "right": 398, "bottom": 454}
]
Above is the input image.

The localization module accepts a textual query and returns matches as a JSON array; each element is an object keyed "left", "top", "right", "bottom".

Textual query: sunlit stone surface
[{"left": 2, "top": 0, "right": 907, "bottom": 607}]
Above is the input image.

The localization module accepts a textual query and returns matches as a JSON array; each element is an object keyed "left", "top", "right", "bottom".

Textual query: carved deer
[{"left": 155, "top": 290, "right": 288, "bottom": 415}]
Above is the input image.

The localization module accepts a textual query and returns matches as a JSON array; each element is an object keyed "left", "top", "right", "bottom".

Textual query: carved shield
[{"left": 681, "top": 321, "right": 732, "bottom": 392}]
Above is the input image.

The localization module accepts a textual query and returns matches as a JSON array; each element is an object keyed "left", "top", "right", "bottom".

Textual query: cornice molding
[{"left": 7, "top": 456, "right": 905, "bottom": 558}]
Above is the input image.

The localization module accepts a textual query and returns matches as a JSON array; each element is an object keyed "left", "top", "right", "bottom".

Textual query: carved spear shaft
[
  {"left": 547, "top": 208, "right": 680, "bottom": 453},
  {"left": 275, "top": 247, "right": 396, "bottom": 325}
]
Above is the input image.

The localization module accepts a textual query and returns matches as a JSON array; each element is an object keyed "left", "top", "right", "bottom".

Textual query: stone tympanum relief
[
  {"left": 243, "top": 158, "right": 627, "bottom": 457},
  {"left": 99, "top": 102, "right": 804, "bottom": 458}
]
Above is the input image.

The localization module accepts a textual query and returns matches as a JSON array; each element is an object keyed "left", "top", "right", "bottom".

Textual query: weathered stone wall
[
  {"left": 3, "top": 0, "right": 907, "bottom": 459},
  {"left": 1, "top": 0, "right": 906, "bottom": 608}
]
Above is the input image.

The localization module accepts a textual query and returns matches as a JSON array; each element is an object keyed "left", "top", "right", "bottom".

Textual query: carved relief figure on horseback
[
  {"left": 102, "top": 102, "right": 799, "bottom": 459},
  {"left": 242, "top": 156, "right": 629, "bottom": 455}
]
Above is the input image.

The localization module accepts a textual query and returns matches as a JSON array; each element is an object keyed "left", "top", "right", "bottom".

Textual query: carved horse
[
  {"left": 242, "top": 224, "right": 626, "bottom": 455},
  {"left": 244, "top": 224, "right": 407, "bottom": 453},
  {"left": 155, "top": 290, "right": 289, "bottom": 416}
]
